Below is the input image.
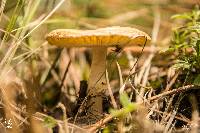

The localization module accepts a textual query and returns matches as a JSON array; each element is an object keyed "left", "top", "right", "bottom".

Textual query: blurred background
[{"left": 0, "top": 0, "right": 199, "bottom": 133}]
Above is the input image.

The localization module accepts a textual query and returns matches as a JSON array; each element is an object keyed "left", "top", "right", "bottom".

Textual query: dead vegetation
[{"left": 0, "top": 0, "right": 200, "bottom": 133}]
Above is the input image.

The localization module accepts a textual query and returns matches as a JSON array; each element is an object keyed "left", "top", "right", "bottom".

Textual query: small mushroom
[{"left": 46, "top": 26, "right": 151, "bottom": 117}]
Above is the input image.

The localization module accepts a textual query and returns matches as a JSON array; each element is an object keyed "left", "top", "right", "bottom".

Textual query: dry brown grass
[{"left": 0, "top": 0, "right": 199, "bottom": 133}]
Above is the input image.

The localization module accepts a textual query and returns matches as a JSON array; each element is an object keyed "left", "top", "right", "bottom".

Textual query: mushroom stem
[{"left": 87, "top": 47, "right": 107, "bottom": 117}]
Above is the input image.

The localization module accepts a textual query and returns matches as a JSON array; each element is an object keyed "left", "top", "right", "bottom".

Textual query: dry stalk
[
  {"left": 165, "top": 69, "right": 180, "bottom": 91},
  {"left": 116, "top": 61, "right": 123, "bottom": 89},
  {"left": 41, "top": 48, "right": 63, "bottom": 87},
  {"left": 84, "top": 84, "right": 199, "bottom": 131},
  {"left": 108, "top": 8, "right": 148, "bottom": 24},
  {"left": 0, "top": 0, "right": 6, "bottom": 21},
  {"left": 105, "top": 69, "right": 117, "bottom": 109},
  {"left": 147, "top": 85, "right": 199, "bottom": 102},
  {"left": 34, "top": 112, "right": 87, "bottom": 133},
  {"left": 60, "top": 49, "right": 80, "bottom": 94},
  {"left": 123, "top": 46, "right": 160, "bottom": 53},
  {"left": 57, "top": 102, "right": 69, "bottom": 133},
  {"left": 40, "top": 56, "right": 61, "bottom": 85},
  {"left": 137, "top": 1, "right": 160, "bottom": 102},
  {"left": 0, "top": 0, "right": 65, "bottom": 76},
  {"left": 190, "top": 95, "right": 199, "bottom": 133}
]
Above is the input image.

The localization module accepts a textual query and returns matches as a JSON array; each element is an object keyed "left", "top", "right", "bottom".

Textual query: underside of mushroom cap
[{"left": 46, "top": 26, "right": 151, "bottom": 47}]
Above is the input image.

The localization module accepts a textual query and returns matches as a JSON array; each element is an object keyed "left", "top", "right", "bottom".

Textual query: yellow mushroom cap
[{"left": 46, "top": 26, "right": 151, "bottom": 47}]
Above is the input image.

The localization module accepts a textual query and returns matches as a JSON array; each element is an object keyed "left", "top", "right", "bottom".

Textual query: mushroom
[{"left": 46, "top": 26, "right": 151, "bottom": 118}]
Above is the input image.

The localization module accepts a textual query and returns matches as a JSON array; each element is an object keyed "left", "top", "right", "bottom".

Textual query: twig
[
  {"left": 153, "top": 109, "right": 191, "bottom": 124},
  {"left": 147, "top": 85, "right": 199, "bottom": 102},
  {"left": 127, "top": 37, "right": 148, "bottom": 78},
  {"left": 85, "top": 85, "right": 200, "bottom": 131},
  {"left": 84, "top": 114, "right": 113, "bottom": 132}
]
